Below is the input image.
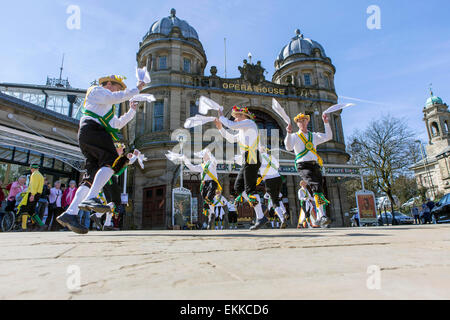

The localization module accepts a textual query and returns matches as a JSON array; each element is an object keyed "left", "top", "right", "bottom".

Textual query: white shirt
[
  {"left": 82, "top": 86, "right": 139, "bottom": 129},
  {"left": 227, "top": 200, "right": 237, "bottom": 211},
  {"left": 298, "top": 187, "right": 314, "bottom": 212},
  {"left": 284, "top": 123, "right": 332, "bottom": 163},
  {"left": 183, "top": 157, "right": 218, "bottom": 182},
  {"left": 49, "top": 187, "right": 62, "bottom": 207},
  {"left": 213, "top": 195, "right": 228, "bottom": 207},
  {"left": 259, "top": 152, "right": 280, "bottom": 180},
  {"left": 219, "top": 116, "right": 259, "bottom": 164}
]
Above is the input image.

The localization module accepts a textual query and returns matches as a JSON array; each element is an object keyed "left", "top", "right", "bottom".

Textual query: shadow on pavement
[{"left": 86, "top": 232, "right": 326, "bottom": 239}]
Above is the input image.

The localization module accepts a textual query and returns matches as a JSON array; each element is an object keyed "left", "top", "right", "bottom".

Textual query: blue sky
[{"left": 1, "top": 0, "right": 449, "bottom": 142}]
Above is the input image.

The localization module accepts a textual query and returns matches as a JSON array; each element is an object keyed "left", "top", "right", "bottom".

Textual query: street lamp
[
  {"left": 415, "top": 140, "right": 436, "bottom": 199},
  {"left": 177, "top": 135, "right": 186, "bottom": 188}
]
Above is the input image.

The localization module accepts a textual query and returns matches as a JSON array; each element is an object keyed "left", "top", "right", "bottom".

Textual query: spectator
[
  {"left": 5, "top": 176, "right": 27, "bottom": 212},
  {"left": 79, "top": 210, "right": 91, "bottom": 230},
  {"left": 46, "top": 181, "right": 63, "bottom": 231},
  {"left": 62, "top": 180, "right": 77, "bottom": 209},
  {"left": 411, "top": 204, "right": 420, "bottom": 225},
  {"left": 36, "top": 177, "right": 50, "bottom": 224},
  {"left": 421, "top": 203, "right": 431, "bottom": 224}
]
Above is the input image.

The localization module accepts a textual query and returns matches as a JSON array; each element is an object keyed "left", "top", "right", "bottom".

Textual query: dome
[
  {"left": 426, "top": 95, "right": 443, "bottom": 107},
  {"left": 276, "top": 29, "right": 327, "bottom": 62},
  {"left": 146, "top": 9, "right": 199, "bottom": 40}
]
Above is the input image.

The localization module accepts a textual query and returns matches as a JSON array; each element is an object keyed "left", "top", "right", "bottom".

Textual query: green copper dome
[{"left": 426, "top": 96, "right": 443, "bottom": 107}]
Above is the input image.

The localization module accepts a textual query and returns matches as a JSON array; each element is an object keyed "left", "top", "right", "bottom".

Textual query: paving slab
[{"left": 0, "top": 224, "right": 449, "bottom": 300}]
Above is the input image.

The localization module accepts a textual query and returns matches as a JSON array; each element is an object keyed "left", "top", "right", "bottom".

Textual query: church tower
[{"left": 423, "top": 88, "right": 450, "bottom": 157}]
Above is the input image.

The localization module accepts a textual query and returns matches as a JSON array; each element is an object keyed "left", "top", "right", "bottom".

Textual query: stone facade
[{"left": 126, "top": 10, "right": 350, "bottom": 229}]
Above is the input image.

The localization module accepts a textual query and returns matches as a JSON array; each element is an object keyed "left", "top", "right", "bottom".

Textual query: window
[
  {"left": 153, "top": 101, "right": 164, "bottom": 132},
  {"left": 159, "top": 56, "right": 167, "bottom": 70},
  {"left": 324, "top": 75, "right": 330, "bottom": 89},
  {"left": 190, "top": 101, "right": 198, "bottom": 117},
  {"left": 431, "top": 122, "right": 440, "bottom": 136},
  {"left": 183, "top": 58, "right": 191, "bottom": 73},
  {"left": 334, "top": 115, "right": 342, "bottom": 143},
  {"left": 304, "top": 73, "right": 311, "bottom": 86},
  {"left": 306, "top": 113, "right": 314, "bottom": 132}
]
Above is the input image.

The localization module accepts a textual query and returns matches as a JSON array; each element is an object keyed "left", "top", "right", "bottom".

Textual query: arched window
[
  {"left": 445, "top": 121, "right": 449, "bottom": 133},
  {"left": 431, "top": 122, "right": 440, "bottom": 137},
  {"left": 249, "top": 110, "right": 284, "bottom": 149}
]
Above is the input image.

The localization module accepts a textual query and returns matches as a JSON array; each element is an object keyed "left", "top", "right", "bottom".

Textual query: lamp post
[
  {"left": 415, "top": 140, "right": 436, "bottom": 199},
  {"left": 178, "top": 135, "right": 185, "bottom": 189}
]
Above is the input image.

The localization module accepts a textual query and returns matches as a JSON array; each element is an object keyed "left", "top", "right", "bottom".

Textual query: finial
[
  {"left": 429, "top": 83, "right": 433, "bottom": 97},
  {"left": 295, "top": 29, "right": 301, "bottom": 36},
  {"left": 170, "top": 8, "right": 176, "bottom": 17}
]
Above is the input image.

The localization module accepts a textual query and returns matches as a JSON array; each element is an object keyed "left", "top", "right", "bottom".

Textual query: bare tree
[{"left": 348, "top": 115, "right": 417, "bottom": 224}]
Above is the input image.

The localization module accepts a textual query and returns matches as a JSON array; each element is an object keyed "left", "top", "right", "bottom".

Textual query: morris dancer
[
  {"left": 285, "top": 112, "right": 332, "bottom": 227},
  {"left": 297, "top": 180, "right": 319, "bottom": 228},
  {"left": 181, "top": 149, "right": 222, "bottom": 230},
  {"left": 212, "top": 190, "right": 228, "bottom": 230},
  {"left": 57, "top": 75, "right": 144, "bottom": 234},
  {"left": 215, "top": 106, "right": 267, "bottom": 230},
  {"left": 257, "top": 147, "right": 287, "bottom": 228}
]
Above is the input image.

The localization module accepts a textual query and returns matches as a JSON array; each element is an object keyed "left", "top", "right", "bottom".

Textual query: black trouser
[
  {"left": 19, "top": 193, "right": 41, "bottom": 215},
  {"left": 201, "top": 180, "right": 218, "bottom": 210},
  {"left": 5, "top": 199, "right": 16, "bottom": 212},
  {"left": 46, "top": 205, "right": 63, "bottom": 230},
  {"left": 229, "top": 211, "right": 238, "bottom": 223},
  {"left": 265, "top": 176, "right": 282, "bottom": 206},
  {"left": 78, "top": 119, "right": 119, "bottom": 187},
  {"left": 235, "top": 151, "right": 261, "bottom": 196},
  {"left": 296, "top": 161, "right": 324, "bottom": 194},
  {"left": 103, "top": 176, "right": 121, "bottom": 206}
]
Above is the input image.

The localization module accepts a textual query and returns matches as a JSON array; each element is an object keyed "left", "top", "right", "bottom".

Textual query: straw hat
[
  {"left": 231, "top": 105, "right": 255, "bottom": 120},
  {"left": 294, "top": 113, "right": 310, "bottom": 123},
  {"left": 98, "top": 75, "right": 127, "bottom": 90}
]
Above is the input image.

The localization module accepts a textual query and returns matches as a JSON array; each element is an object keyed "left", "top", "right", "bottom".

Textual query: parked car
[
  {"left": 377, "top": 212, "right": 414, "bottom": 225},
  {"left": 431, "top": 193, "right": 450, "bottom": 224}
]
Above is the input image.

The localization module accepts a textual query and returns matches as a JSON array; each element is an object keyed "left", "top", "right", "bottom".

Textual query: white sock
[
  {"left": 271, "top": 221, "right": 274, "bottom": 228},
  {"left": 105, "top": 212, "right": 113, "bottom": 226},
  {"left": 275, "top": 207, "right": 285, "bottom": 222},
  {"left": 83, "top": 167, "right": 114, "bottom": 201},
  {"left": 253, "top": 194, "right": 264, "bottom": 220},
  {"left": 317, "top": 205, "right": 327, "bottom": 219},
  {"left": 66, "top": 185, "right": 89, "bottom": 215}
]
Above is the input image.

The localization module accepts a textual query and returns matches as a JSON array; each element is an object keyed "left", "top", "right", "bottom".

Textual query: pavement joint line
[{"left": 54, "top": 245, "right": 77, "bottom": 259}]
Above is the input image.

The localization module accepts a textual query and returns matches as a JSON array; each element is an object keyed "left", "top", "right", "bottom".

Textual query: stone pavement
[{"left": 1, "top": 224, "right": 449, "bottom": 300}]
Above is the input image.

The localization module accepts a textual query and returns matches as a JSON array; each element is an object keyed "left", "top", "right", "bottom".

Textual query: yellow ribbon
[{"left": 239, "top": 136, "right": 260, "bottom": 164}]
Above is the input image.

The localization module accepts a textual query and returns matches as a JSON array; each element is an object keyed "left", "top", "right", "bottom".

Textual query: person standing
[
  {"left": 57, "top": 75, "right": 144, "bottom": 234},
  {"left": 16, "top": 164, "right": 46, "bottom": 231},
  {"left": 215, "top": 106, "right": 267, "bottom": 230},
  {"left": 46, "top": 181, "right": 63, "bottom": 231},
  {"left": 411, "top": 204, "right": 420, "bottom": 225},
  {"left": 62, "top": 180, "right": 77, "bottom": 209},
  {"left": 227, "top": 195, "right": 238, "bottom": 229},
  {"left": 285, "top": 112, "right": 332, "bottom": 227},
  {"left": 212, "top": 190, "right": 228, "bottom": 230}
]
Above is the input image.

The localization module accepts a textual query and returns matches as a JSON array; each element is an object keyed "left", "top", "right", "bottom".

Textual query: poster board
[
  {"left": 355, "top": 190, "right": 377, "bottom": 224},
  {"left": 172, "top": 187, "right": 192, "bottom": 227}
]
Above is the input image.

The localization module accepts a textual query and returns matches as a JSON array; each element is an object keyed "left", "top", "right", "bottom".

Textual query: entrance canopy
[{"left": 0, "top": 124, "right": 84, "bottom": 171}]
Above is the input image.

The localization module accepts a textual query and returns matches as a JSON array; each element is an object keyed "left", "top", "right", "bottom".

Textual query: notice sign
[
  {"left": 121, "top": 193, "right": 129, "bottom": 205},
  {"left": 355, "top": 191, "right": 377, "bottom": 224}
]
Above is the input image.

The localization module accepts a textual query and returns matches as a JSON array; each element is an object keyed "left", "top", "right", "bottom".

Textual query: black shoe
[
  {"left": 102, "top": 224, "right": 114, "bottom": 231},
  {"left": 280, "top": 220, "right": 287, "bottom": 229},
  {"left": 320, "top": 216, "right": 331, "bottom": 227},
  {"left": 56, "top": 212, "right": 88, "bottom": 235},
  {"left": 208, "top": 215, "right": 216, "bottom": 230},
  {"left": 90, "top": 214, "right": 103, "bottom": 230},
  {"left": 250, "top": 216, "right": 269, "bottom": 231},
  {"left": 79, "top": 198, "right": 110, "bottom": 214}
]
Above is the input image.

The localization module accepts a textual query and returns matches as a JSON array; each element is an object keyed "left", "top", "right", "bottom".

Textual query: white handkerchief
[
  {"left": 128, "top": 149, "right": 148, "bottom": 169},
  {"left": 272, "top": 98, "right": 291, "bottom": 125},
  {"left": 165, "top": 151, "right": 184, "bottom": 163},
  {"left": 129, "top": 94, "right": 156, "bottom": 103},
  {"left": 323, "top": 103, "right": 355, "bottom": 114},
  {"left": 184, "top": 115, "right": 216, "bottom": 129},
  {"left": 136, "top": 67, "right": 151, "bottom": 84},
  {"left": 199, "top": 96, "right": 223, "bottom": 115}
]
